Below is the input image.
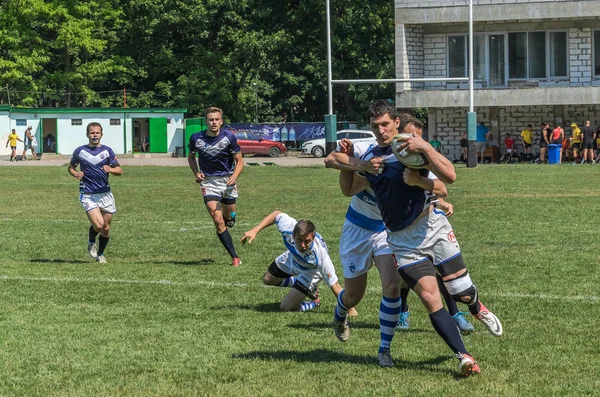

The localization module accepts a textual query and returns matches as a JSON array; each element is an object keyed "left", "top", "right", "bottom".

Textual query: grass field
[{"left": 0, "top": 164, "right": 599, "bottom": 396}]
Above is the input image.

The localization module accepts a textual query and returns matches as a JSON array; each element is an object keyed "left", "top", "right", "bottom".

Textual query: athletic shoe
[
  {"left": 396, "top": 311, "right": 410, "bottom": 330},
  {"left": 457, "top": 353, "right": 481, "bottom": 376},
  {"left": 377, "top": 348, "right": 394, "bottom": 368},
  {"left": 96, "top": 255, "right": 107, "bottom": 264},
  {"left": 88, "top": 242, "right": 98, "bottom": 258},
  {"left": 231, "top": 257, "right": 242, "bottom": 267},
  {"left": 312, "top": 289, "right": 321, "bottom": 307},
  {"left": 332, "top": 318, "right": 350, "bottom": 342},
  {"left": 473, "top": 302, "right": 503, "bottom": 336},
  {"left": 581, "top": 160, "right": 586, "bottom": 165},
  {"left": 452, "top": 312, "right": 475, "bottom": 333}
]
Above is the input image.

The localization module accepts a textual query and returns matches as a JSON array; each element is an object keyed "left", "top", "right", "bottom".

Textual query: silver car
[{"left": 301, "top": 129, "right": 377, "bottom": 158}]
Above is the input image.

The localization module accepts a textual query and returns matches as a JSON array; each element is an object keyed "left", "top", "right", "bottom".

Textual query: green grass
[{"left": 0, "top": 164, "right": 599, "bottom": 396}]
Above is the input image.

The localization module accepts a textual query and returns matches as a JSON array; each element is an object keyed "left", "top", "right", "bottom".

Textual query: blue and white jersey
[
  {"left": 362, "top": 145, "right": 433, "bottom": 232},
  {"left": 341, "top": 142, "right": 385, "bottom": 233},
  {"left": 70, "top": 145, "right": 120, "bottom": 194},
  {"left": 275, "top": 213, "right": 338, "bottom": 286},
  {"left": 188, "top": 129, "right": 241, "bottom": 177}
]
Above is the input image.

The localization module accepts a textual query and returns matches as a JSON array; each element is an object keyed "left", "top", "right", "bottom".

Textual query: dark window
[
  {"left": 246, "top": 133, "right": 261, "bottom": 141},
  {"left": 110, "top": 119, "right": 121, "bottom": 126},
  {"left": 336, "top": 132, "right": 347, "bottom": 139},
  {"left": 71, "top": 119, "right": 83, "bottom": 126}
]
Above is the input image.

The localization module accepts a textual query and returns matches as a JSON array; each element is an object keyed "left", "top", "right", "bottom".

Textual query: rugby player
[
  {"left": 68, "top": 122, "right": 122, "bottom": 264},
  {"left": 338, "top": 100, "right": 502, "bottom": 376},
  {"left": 188, "top": 107, "right": 244, "bottom": 267},
  {"left": 242, "top": 211, "right": 357, "bottom": 315}
]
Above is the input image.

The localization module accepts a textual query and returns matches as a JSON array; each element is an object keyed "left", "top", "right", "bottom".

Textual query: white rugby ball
[{"left": 391, "top": 133, "right": 430, "bottom": 169}]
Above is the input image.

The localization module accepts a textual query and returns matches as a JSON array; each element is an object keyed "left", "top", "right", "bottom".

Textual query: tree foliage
[{"left": 0, "top": 0, "right": 396, "bottom": 122}]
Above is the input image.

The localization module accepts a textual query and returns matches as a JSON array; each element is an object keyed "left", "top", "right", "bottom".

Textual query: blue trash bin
[{"left": 548, "top": 144, "right": 561, "bottom": 164}]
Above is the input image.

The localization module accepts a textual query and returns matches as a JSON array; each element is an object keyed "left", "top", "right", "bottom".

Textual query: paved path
[{"left": 0, "top": 154, "right": 326, "bottom": 167}]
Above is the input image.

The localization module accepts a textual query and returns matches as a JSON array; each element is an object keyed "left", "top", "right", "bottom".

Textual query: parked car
[
  {"left": 301, "top": 129, "right": 377, "bottom": 158},
  {"left": 234, "top": 132, "right": 287, "bottom": 157}
]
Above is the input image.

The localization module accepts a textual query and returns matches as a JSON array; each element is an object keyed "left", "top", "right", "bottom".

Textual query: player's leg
[
  {"left": 402, "top": 262, "right": 479, "bottom": 375},
  {"left": 437, "top": 274, "right": 474, "bottom": 333},
  {"left": 22, "top": 147, "right": 27, "bottom": 161},
  {"left": 263, "top": 253, "right": 296, "bottom": 288},
  {"left": 373, "top": 253, "right": 401, "bottom": 367},
  {"left": 280, "top": 288, "right": 314, "bottom": 312},
  {"left": 205, "top": 200, "right": 240, "bottom": 265},
  {"left": 201, "top": 178, "right": 240, "bottom": 265},
  {"left": 85, "top": 207, "right": 103, "bottom": 258},
  {"left": 332, "top": 221, "right": 372, "bottom": 341},
  {"left": 95, "top": 212, "right": 112, "bottom": 263},
  {"left": 221, "top": 182, "right": 239, "bottom": 228},
  {"left": 397, "top": 282, "right": 411, "bottom": 329}
]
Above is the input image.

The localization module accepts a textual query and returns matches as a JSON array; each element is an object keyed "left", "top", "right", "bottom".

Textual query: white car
[{"left": 301, "top": 129, "right": 377, "bottom": 158}]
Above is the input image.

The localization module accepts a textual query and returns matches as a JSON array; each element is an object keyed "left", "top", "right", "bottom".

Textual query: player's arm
[
  {"left": 340, "top": 172, "right": 370, "bottom": 197},
  {"left": 403, "top": 169, "right": 447, "bottom": 198},
  {"left": 241, "top": 210, "right": 282, "bottom": 244},
  {"left": 324, "top": 151, "right": 384, "bottom": 175},
  {"left": 103, "top": 164, "right": 122, "bottom": 176},
  {"left": 437, "top": 198, "right": 454, "bottom": 217},
  {"left": 227, "top": 152, "right": 244, "bottom": 186},
  {"left": 187, "top": 149, "right": 204, "bottom": 183},
  {"left": 67, "top": 162, "right": 83, "bottom": 179},
  {"left": 398, "top": 134, "right": 456, "bottom": 184}
]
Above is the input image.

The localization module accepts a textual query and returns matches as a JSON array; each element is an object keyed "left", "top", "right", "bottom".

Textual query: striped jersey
[
  {"left": 188, "top": 129, "right": 241, "bottom": 177},
  {"left": 275, "top": 213, "right": 338, "bottom": 287},
  {"left": 70, "top": 145, "right": 120, "bottom": 194}
]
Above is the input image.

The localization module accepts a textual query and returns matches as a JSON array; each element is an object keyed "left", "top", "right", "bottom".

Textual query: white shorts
[
  {"left": 339, "top": 220, "right": 391, "bottom": 279},
  {"left": 80, "top": 192, "right": 116, "bottom": 214},
  {"left": 275, "top": 251, "right": 322, "bottom": 290},
  {"left": 200, "top": 176, "right": 238, "bottom": 203},
  {"left": 386, "top": 209, "right": 460, "bottom": 269}
]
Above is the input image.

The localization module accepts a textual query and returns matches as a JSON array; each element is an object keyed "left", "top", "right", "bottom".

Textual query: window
[
  {"left": 447, "top": 34, "right": 485, "bottom": 78},
  {"left": 336, "top": 132, "right": 347, "bottom": 139},
  {"left": 16, "top": 119, "right": 27, "bottom": 126},
  {"left": 595, "top": 30, "right": 600, "bottom": 76},
  {"left": 528, "top": 32, "right": 546, "bottom": 78},
  {"left": 110, "top": 119, "right": 121, "bottom": 126},
  {"left": 247, "top": 133, "right": 261, "bottom": 141},
  {"left": 549, "top": 32, "right": 567, "bottom": 77},
  {"left": 71, "top": 119, "right": 82, "bottom": 126},
  {"left": 509, "top": 33, "right": 527, "bottom": 78},
  {"left": 509, "top": 31, "right": 567, "bottom": 79},
  {"left": 448, "top": 36, "right": 466, "bottom": 77}
]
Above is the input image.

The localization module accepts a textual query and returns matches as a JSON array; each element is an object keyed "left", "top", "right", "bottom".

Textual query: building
[
  {"left": 0, "top": 107, "right": 186, "bottom": 156},
  {"left": 395, "top": 0, "right": 600, "bottom": 160}
]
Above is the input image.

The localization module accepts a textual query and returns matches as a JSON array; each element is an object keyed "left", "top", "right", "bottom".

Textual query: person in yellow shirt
[
  {"left": 520, "top": 124, "right": 534, "bottom": 161},
  {"left": 5, "top": 128, "right": 23, "bottom": 162},
  {"left": 570, "top": 123, "right": 582, "bottom": 162}
]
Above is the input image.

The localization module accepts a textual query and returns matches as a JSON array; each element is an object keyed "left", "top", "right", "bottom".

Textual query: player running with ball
[{"left": 340, "top": 100, "right": 502, "bottom": 376}]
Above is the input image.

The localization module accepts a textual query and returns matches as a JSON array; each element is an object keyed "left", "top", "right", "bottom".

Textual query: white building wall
[{"left": 396, "top": 0, "right": 573, "bottom": 8}]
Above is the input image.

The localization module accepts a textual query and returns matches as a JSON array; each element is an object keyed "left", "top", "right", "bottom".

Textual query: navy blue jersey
[
  {"left": 362, "top": 145, "right": 431, "bottom": 232},
  {"left": 70, "top": 145, "right": 120, "bottom": 194},
  {"left": 188, "top": 129, "right": 241, "bottom": 177}
]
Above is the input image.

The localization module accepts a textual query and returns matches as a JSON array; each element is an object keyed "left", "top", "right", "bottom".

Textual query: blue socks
[
  {"left": 379, "top": 296, "right": 401, "bottom": 352},
  {"left": 429, "top": 308, "right": 468, "bottom": 355},
  {"left": 334, "top": 290, "right": 349, "bottom": 322}
]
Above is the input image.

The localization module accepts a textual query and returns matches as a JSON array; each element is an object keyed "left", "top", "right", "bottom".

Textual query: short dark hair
[
  {"left": 527, "top": 124, "right": 532, "bottom": 128},
  {"left": 368, "top": 99, "right": 399, "bottom": 120},
  {"left": 205, "top": 106, "right": 223, "bottom": 118},
  {"left": 86, "top": 122, "right": 103, "bottom": 134},
  {"left": 399, "top": 113, "right": 424, "bottom": 133},
  {"left": 293, "top": 219, "right": 316, "bottom": 238}
]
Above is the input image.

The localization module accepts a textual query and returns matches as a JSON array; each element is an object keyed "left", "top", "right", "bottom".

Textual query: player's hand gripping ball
[{"left": 391, "top": 133, "right": 430, "bottom": 169}]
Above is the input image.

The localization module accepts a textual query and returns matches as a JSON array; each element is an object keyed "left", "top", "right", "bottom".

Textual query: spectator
[
  {"left": 520, "top": 124, "right": 534, "bottom": 161},
  {"left": 5, "top": 128, "right": 23, "bottom": 162},
  {"left": 500, "top": 133, "right": 515, "bottom": 162},
  {"left": 580, "top": 120, "right": 595, "bottom": 164},
  {"left": 429, "top": 135, "right": 442, "bottom": 154},
  {"left": 460, "top": 132, "right": 468, "bottom": 162},
  {"left": 539, "top": 122, "right": 551, "bottom": 163},
  {"left": 594, "top": 127, "right": 600, "bottom": 160},
  {"left": 476, "top": 122, "right": 488, "bottom": 164},
  {"left": 142, "top": 136, "right": 150, "bottom": 153},
  {"left": 562, "top": 135, "right": 571, "bottom": 163},
  {"left": 550, "top": 125, "right": 565, "bottom": 164},
  {"left": 570, "top": 123, "right": 582, "bottom": 163},
  {"left": 22, "top": 126, "right": 38, "bottom": 161}
]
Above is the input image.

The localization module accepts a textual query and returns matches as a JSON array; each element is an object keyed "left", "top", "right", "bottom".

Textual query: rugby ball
[{"left": 391, "top": 133, "right": 430, "bottom": 169}]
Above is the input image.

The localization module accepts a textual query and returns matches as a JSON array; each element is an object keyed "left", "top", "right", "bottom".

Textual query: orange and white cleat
[{"left": 458, "top": 353, "right": 481, "bottom": 376}]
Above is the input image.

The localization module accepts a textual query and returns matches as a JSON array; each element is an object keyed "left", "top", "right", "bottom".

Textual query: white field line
[
  {"left": 0, "top": 218, "right": 250, "bottom": 230},
  {"left": 0, "top": 275, "right": 598, "bottom": 302}
]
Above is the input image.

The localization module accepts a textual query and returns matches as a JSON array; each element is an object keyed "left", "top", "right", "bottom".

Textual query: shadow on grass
[
  {"left": 288, "top": 321, "right": 431, "bottom": 334},
  {"left": 232, "top": 302, "right": 282, "bottom": 312},
  {"left": 233, "top": 348, "right": 455, "bottom": 375},
  {"left": 30, "top": 259, "right": 88, "bottom": 264},
  {"left": 152, "top": 259, "right": 216, "bottom": 266}
]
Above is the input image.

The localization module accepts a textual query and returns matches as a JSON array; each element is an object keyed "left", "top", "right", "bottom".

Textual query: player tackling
[
  {"left": 340, "top": 100, "right": 502, "bottom": 376},
  {"left": 68, "top": 122, "right": 122, "bottom": 263}
]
